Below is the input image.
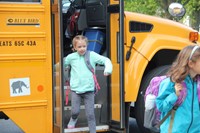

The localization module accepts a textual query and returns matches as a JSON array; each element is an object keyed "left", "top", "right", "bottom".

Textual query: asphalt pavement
[
  {"left": 129, "top": 117, "right": 142, "bottom": 133},
  {"left": 0, "top": 119, "right": 24, "bottom": 133},
  {"left": 0, "top": 118, "right": 142, "bottom": 133}
]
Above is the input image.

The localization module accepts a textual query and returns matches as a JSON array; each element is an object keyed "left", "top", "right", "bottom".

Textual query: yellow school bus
[{"left": 0, "top": 0, "right": 199, "bottom": 133}]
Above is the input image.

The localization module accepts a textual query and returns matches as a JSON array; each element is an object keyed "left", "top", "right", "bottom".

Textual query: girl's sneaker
[{"left": 67, "top": 117, "right": 78, "bottom": 129}]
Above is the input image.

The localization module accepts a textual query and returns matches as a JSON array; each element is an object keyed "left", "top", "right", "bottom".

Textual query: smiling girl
[{"left": 64, "top": 35, "right": 113, "bottom": 133}]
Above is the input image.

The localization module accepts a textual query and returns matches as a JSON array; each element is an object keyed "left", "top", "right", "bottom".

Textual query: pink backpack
[{"left": 144, "top": 75, "right": 200, "bottom": 132}]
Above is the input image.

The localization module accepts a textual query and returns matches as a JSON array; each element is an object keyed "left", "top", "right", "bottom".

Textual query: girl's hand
[{"left": 175, "top": 83, "right": 183, "bottom": 96}]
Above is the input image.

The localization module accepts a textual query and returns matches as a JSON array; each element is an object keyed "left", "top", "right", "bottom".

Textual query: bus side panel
[
  {"left": 0, "top": 1, "right": 52, "bottom": 133},
  {"left": 123, "top": 12, "right": 199, "bottom": 102}
]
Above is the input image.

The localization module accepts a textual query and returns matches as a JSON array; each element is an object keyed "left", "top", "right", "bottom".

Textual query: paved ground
[
  {"left": 0, "top": 118, "right": 142, "bottom": 133},
  {"left": 129, "top": 117, "right": 142, "bottom": 133},
  {"left": 0, "top": 119, "right": 24, "bottom": 133}
]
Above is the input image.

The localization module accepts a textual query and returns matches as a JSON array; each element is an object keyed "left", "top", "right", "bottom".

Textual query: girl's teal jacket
[
  {"left": 156, "top": 76, "right": 200, "bottom": 133},
  {"left": 64, "top": 51, "right": 113, "bottom": 94}
]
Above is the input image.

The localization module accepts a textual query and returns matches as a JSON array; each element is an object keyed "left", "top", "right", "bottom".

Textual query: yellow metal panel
[
  {"left": 111, "top": 65, "right": 120, "bottom": 121},
  {"left": 110, "top": 13, "right": 120, "bottom": 121},
  {"left": 4, "top": 106, "right": 48, "bottom": 132},
  {"left": 124, "top": 47, "right": 149, "bottom": 102},
  {"left": 0, "top": 61, "right": 47, "bottom": 101},
  {"left": 110, "top": 0, "right": 119, "bottom": 5},
  {"left": 123, "top": 11, "right": 200, "bottom": 102},
  {"left": 0, "top": 1, "right": 52, "bottom": 133}
]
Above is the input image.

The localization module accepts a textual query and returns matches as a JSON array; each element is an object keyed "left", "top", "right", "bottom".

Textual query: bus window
[{"left": 0, "top": 0, "right": 40, "bottom": 2}]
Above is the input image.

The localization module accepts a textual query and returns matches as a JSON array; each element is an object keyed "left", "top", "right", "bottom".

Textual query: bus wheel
[{"left": 134, "top": 65, "right": 170, "bottom": 133}]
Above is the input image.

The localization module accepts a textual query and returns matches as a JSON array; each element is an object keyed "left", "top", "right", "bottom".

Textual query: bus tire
[{"left": 134, "top": 65, "right": 170, "bottom": 133}]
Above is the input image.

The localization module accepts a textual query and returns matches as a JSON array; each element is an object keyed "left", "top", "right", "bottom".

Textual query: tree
[
  {"left": 157, "top": 0, "right": 190, "bottom": 19},
  {"left": 184, "top": 0, "right": 200, "bottom": 31},
  {"left": 124, "top": 0, "right": 159, "bottom": 16},
  {"left": 125, "top": 0, "right": 200, "bottom": 31}
]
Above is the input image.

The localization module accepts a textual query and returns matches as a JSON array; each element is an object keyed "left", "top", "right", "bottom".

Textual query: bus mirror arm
[{"left": 126, "top": 37, "right": 136, "bottom": 61}]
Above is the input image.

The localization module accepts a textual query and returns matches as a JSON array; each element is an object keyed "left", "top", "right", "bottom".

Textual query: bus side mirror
[{"left": 168, "top": 2, "right": 186, "bottom": 18}]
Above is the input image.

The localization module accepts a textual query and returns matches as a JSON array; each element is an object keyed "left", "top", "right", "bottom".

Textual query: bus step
[
  {"left": 64, "top": 104, "right": 102, "bottom": 110},
  {"left": 64, "top": 125, "right": 109, "bottom": 133},
  {"left": 64, "top": 104, "right": 102, "bottom": 126}
]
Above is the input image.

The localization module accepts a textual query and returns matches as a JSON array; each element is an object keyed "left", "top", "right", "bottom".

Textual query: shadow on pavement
[
  {"left": 0, "top": 119, "right": 24, "bottom": 133},
  {"left": 1, "top": 118, "right": 142, "bottom": 133},
  {"left": 129, "top": 117, "right": 142, "bottom": 133}
]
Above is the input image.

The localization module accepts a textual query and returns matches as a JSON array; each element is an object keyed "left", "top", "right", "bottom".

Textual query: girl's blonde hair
[
  {"left": 167, "top": 45, "right": 200, "bottom": 83},
  {"left": 72, "top": 35, "right": 88, "bottom": 48}
]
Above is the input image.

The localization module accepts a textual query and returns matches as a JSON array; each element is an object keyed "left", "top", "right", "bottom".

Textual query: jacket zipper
[{"left": 186, "top": 80, "right": 194, "bottom": 133}]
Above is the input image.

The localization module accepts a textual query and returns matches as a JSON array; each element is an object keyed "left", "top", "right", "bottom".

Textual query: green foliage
[
  {"left": 124, "top": 0, "right": 159, "bottom": 16},
  {"left": 124, "top": 0, "right": 200, "bottom": 31},
  {"left": 184, "top": 0, "right": 200, "bottom": 30}
]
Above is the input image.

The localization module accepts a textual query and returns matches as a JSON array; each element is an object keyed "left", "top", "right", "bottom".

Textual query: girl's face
[
  {"left": 74, "top": 40, "right": 87, "bottom": 55},
  {"left": 189, "top": 58, "right": 200, "bottom": 78}
]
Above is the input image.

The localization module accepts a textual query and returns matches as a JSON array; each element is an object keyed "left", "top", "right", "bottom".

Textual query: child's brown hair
[
  {"left": 72, "top": 35, "right": 88, "bottom": 48},
  {"left": 167, "top": 45, "right": 200, "bottom": 83}
]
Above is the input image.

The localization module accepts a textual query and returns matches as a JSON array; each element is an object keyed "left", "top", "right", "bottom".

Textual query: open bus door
[
  {"left": 54, "top": 0, "right": 128, "bottom": 132},
  {"left": 109, "top": 0, "right": 128, "bottom": 132},
  {"left": 52, "top": 0, "right": 65, "bottom": 132},
  {"left": 53, "top": 0, "right": 128, "bottom": 132},
  {"left": 53, "top": 0, "right": 111, "bottom": 132}
]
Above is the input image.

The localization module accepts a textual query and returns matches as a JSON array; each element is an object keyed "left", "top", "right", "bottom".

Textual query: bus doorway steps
[
  {"left": 64, "top": 125, "right": 109, "bottom": 133},
  {"left": 64, "top": 104, "right": 103, "bottom": 128}
]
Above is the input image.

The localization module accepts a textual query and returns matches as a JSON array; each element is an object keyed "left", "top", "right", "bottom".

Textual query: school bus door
[
  {"left": 109, "top": 0, "right": 126, "bottom": 132},
  {"left": 52, "top": 0, "right": 65, "bottom": 133}
]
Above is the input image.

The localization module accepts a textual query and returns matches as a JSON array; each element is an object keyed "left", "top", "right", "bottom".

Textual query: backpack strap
[
  {"left": 84, "top": 51, "right": 101, "bottom": 94},
  {"left": 64, "top": 65, "right": 71, "bottom": 105},
  {"left": 196, "top": 76, "right": 200, "bottom": 102},
  {"left": 168, "top": 106, "right": 178, "bottom": 133},
  {"left": 65, "top": 87, "right": 70, "bottom": 105},
  {"left": 155, "top": 81, "right": 185, "bottom": 131},
  {"left": 84, "top": 51, "right": 94, "bottom": 72},
  {"left": 156, "top": 108, "right": 173, "bottom": 128},
  {"left": 156, "top": 106, "right": 178, "bottom": 132}
]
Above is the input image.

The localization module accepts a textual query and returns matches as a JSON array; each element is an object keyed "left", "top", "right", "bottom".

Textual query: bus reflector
[
  {"left": 189, "top": 32, "right": 199, "bottom": 42},
  {"left": 37, "top": 85, "right": 44, "bottom": 92}
]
